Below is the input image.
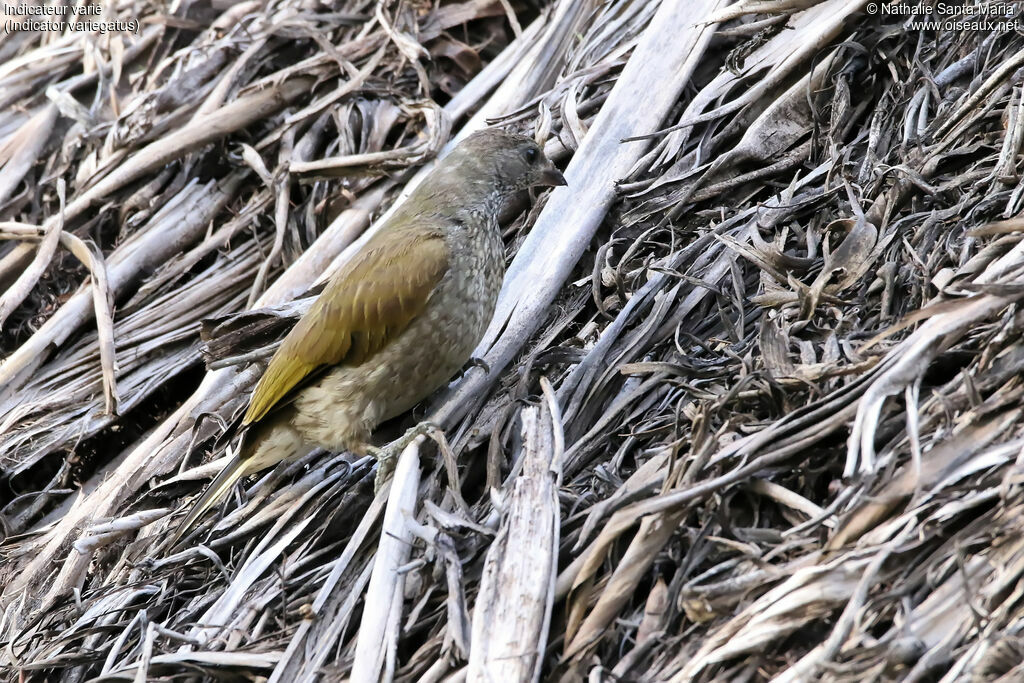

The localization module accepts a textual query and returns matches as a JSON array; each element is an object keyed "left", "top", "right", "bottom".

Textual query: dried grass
[{"left": 5, "top": 0, "right": 1024, "bottom": 681}]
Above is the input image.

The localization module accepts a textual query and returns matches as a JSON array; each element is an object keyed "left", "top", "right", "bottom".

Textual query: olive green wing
[{"left": 242, "top": 228, "right": 450, "bottom": 426}]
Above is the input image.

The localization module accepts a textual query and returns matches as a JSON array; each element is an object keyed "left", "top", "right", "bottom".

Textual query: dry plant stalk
[
  {"left": 6, "top": 1, "right": 1024, "bottom": 681},
  {"left": 466, "top": 382, "right": 563, "bottom": 682}
]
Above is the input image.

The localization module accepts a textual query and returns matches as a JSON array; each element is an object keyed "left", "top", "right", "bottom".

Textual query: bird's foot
[
  {"left": 461, "top": 356, "right": 490, "bottom": 376},
  {"left": 369, "top": 421, "right": 441, "bottom": 492}
]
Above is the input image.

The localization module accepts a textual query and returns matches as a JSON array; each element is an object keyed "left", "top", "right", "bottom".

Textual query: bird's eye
[{"left": 523, "top": 147, "right": 539, "bottom": 163}]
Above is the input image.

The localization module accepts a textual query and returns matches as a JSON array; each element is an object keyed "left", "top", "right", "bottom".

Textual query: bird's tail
[
  {"left": 167, "top": 411, "right": 303, "bottom": 549},
  {"left": 167, "top": 451, "right": 250, "bottom": 549}
]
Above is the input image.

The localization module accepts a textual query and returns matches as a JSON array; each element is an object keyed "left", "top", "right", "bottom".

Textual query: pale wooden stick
[
  {"left": 349, "top": 439, "right": 423, "bottom": 683},
  {"left": 0, "top": 103, "right": 57, "bottom": 207},
  {"left": 63, "top": 76, "right": 311, "bottom": 223},
  {"left": 433, "top": 0, "right": 728, "bottom": 427},
  {"left": 466, "top": 380, "right": 563, "bottom": 682},
  {"left": 0, "top": 178, "right": 238, "bottom": 401},
  {"left": 0, "top": 4, "right": 567, "bottom": 629},
  {"left": 268, "top": 480, "right": 387, "bottom": 683},
  {"left": 0, "top": 213, "right": 60, "bottom": 329},
  {"left": 54, "top": 180, "right": 121, "bottom": 416}
]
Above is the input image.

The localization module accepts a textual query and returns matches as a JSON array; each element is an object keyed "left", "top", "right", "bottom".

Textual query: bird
[{"left": 170, "top": 128, "right": 566, "bottom": 545}]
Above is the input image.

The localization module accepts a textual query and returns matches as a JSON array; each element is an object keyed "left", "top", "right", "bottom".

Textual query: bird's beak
[{"left": 538, "top": 161, "right": 567, "bottom": 187}]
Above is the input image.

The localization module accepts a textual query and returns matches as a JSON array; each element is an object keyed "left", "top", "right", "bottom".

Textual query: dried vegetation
[{"left": 4, "top": 0, "right": 1024, "bottom": 681}]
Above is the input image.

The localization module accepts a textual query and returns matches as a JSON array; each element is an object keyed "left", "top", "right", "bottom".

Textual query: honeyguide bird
[{"left": 170, "top": 128, "right": 566, "bottom": 545}]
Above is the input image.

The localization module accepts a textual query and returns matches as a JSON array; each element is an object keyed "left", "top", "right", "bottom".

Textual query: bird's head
[{"left": 444, "top": 128, "right": 567, "bottom": 196}]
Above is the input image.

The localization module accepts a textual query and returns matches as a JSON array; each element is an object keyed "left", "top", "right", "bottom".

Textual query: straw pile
[{"left": 4, "top": 0, "right": 1024, "bottom": 680}]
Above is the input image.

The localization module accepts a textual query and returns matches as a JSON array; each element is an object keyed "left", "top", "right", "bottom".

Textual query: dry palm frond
[{"left": 6, "top": 0, "right": 1024, "bottom": 681}]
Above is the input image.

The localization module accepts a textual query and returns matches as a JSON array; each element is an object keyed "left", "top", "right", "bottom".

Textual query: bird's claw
[
  {"left": 462, "top": 357, "right": 490, "bottom": 376},
  {"left": 370, "top": 422, "right": 442, "bottom": 492},
  {"left": 369, "top": 446, "right": 396, "bottom": 493}
]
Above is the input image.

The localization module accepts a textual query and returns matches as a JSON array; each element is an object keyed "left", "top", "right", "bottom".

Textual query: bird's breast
[{"left": 435, "top": 216, "right": 505, "bottom": 341}]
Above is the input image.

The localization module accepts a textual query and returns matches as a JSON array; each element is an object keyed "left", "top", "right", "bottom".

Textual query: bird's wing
[{"left": 242, "top": 228, "right": 450, "bottom": 425}]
